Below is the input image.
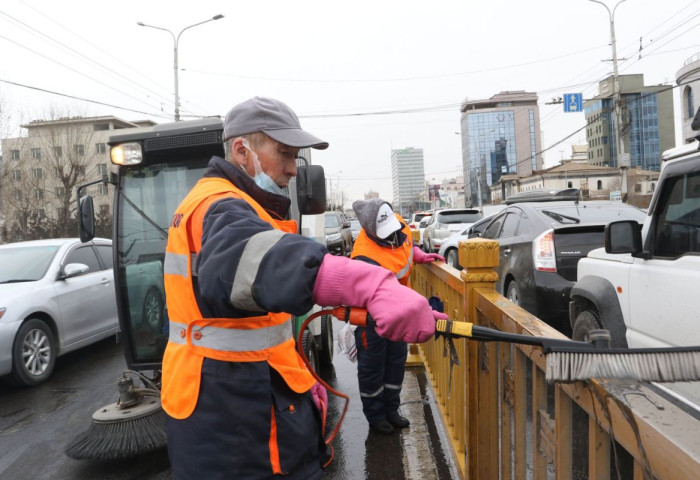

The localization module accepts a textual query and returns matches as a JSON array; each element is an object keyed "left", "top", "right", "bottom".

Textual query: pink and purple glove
[
  {"left": 310, "top": 382, "right": 328, "bottom": 412},
  {"left": 313, "top": 254, "right": 442, "bottom": 343},
  {"left": 413, "top": 246, "right": 445, "bottom": 264}
]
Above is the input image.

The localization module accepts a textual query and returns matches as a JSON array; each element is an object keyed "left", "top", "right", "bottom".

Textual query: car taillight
[
  {"left": 410, "top": 225, "right": 417, "bottom": 229},
  {"left": 533, "top": 230, "right": 557, "bottom": 272}
]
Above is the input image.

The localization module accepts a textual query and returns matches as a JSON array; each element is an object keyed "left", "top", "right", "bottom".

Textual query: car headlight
[{"left": 326, "top": 233, "right": 341, "bottom": 242}]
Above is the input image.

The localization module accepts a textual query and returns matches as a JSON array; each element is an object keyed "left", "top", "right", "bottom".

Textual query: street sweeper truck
[{"left": 68, "top": 117, "right": 331, "bottom": 460}]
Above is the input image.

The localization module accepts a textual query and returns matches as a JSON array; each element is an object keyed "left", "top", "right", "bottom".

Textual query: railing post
[{"left": 459, "top": 238, "right": 499, "bottom": 480}]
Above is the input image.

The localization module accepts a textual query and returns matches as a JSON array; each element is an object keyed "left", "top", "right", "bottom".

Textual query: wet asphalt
[{"left": 0, "top": 318, "right": 458, "bottom": 479}]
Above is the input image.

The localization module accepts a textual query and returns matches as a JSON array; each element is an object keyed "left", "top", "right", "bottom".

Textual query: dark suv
[
  {"left": 324, "top": 211, "right": 353, "bottom": 256},
  {"left": 480, "top": 190, "right": 645, "bottom": 336}
]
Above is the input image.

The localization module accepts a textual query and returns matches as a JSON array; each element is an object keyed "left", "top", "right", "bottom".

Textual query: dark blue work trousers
[
  {"left": 354, "top": 325, "right": 408, "bottom": 425},
  {"left": 166, "top": 359, "right": 325, "bottom": 480}
]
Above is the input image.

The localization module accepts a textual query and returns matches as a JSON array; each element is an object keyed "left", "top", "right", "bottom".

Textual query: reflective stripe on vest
[
  {"left": 395, "top": 246, "right": 413, "bottom": 281},
  {"left": 164, "top": 252, "right": 197, "bottom": 278},
  {"left": 168, "top": 319, "right": 293, "bottom": 352}
]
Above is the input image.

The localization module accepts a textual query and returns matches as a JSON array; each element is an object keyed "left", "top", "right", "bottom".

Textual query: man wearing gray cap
[{"left": 162, "top": 97, "right": 446, "bottom": 479}]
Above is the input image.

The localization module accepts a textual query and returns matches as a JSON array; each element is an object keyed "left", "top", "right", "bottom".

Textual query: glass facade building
[
  {"left": 460, "top": 91, "right": 542, "bottom": 207},
  {"left": 584, "top": 74, "right": 674, "bottom": 172}
]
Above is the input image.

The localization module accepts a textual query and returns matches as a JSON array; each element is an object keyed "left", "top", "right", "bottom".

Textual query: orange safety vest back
[
  {"left": 351, "top": 213, "right": 413, "bottom": 286},
  {"left": 161, "top": 177, "right": 315, "bottom": 419}
]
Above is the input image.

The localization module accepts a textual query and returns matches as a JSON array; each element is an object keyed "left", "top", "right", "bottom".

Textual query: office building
[
  {"left": 584, "top": 74, "right": 674, "bottom": 171},
  {"left": 459, "top": 91, "right": 543, "bottom": 207},
  {"left": 391, "top": 147, "right": 426, "bottom": 215}
]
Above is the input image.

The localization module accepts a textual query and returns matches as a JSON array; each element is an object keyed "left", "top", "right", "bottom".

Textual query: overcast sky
[{"left": 1, "top": 0, "right": 698, "bottom": 207}]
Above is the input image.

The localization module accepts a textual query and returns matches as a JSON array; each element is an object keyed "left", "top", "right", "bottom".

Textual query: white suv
[{"left": 569, "top": 141, "right": 700, "bottom": 349}]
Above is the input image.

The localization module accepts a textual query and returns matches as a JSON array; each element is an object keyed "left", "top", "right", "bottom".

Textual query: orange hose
[{"left": 296, "top": 308, "right": 354, "bottom": 449}]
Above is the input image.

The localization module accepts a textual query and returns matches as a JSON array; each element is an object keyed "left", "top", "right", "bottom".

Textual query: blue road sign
[{"left": 563, "top": 93, "right": 583, "bottom": 112}]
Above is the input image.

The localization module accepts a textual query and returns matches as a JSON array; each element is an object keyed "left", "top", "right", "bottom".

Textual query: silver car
[
  {"left": 0, "top": 238, "right": 119, "bottom": 386},
  {"left": 422, "top": 208, "right": 483, "bottom": 253}
]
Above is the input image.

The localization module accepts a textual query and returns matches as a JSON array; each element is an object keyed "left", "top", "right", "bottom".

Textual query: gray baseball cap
[{"left": 223, "top": 96, "right": 328, "bottom": 150}]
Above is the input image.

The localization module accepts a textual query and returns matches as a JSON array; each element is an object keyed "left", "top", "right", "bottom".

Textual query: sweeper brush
[
  {"left": 65, "top": 371, "right": 166, "bottom": 460},
  {"left": 328, "top": 307, "right": 700, "bottom": 383},
  {"left": 435, "top": 318, "right": 700, "bottom": 383}
]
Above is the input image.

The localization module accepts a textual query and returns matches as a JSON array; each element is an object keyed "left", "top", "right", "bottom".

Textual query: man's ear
[{"left": 231, "top": 137, "right": 250, "bottom": 169}]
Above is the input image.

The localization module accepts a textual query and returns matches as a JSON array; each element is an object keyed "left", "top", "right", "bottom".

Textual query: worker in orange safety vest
[{"left": 350, "top": 199, "right": 444, "bottom": 435}]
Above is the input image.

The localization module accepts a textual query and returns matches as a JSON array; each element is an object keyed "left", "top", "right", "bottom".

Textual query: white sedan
[
  {"left": 437, "top": 214, "right": 496, "bottom": 269},
  {"left": 0, "top": 238, "right": 119, "bottom": 386}
]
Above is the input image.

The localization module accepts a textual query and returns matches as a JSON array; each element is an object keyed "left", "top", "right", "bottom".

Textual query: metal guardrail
[{"left": 409, "top": 238, "right": 700, "bottom": 480}]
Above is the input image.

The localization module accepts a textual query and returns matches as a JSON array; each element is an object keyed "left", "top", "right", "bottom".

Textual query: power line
[{"left": 0, "top": 77, "right": 173, "bottom": 119}]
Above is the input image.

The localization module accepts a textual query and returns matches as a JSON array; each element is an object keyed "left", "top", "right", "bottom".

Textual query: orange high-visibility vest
[
  {"left": 351, "top": 213, "right": 413, "bottom": 286},
  {"left": 161, "top": 177, "right": 315, "bottom": 419}
]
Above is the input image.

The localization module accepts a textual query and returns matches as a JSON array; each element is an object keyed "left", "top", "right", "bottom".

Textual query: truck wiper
[
  {"left": 541, "top": 210, "right": 580, "bottom": 224},
  {"left": 119, "top": 187, "right": 169, "bottom": 240},
  {"left": 0, "top": 279, "right": 34, "bottom": 284}
]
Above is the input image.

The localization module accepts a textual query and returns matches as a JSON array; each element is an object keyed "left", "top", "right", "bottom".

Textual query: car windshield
[
  {"left": 536, "top": 204, "right": 646, "bottom": 224},
  {"left": 325, "top": 214, "right": 340, "bottom": 228},
  {"left": 413, "top": 214, "right": 427, "bottom": 222},
  {"left": 437, "top": 211, "right": 483, "bottom": 224},
  {"left": 350, "top": 220, "right": 361, "bottom": 232},
  {"left": 0, "top": 245, "right": 59, "bottom": 283}
]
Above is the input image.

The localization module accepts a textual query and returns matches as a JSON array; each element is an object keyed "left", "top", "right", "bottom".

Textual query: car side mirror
[
  {"left": 296, "top": 164, "right": 326, "bottom": 215},
  {"left": 78, "top": 195, "right": 96, "bottom": 243},
  {"left": 62, "top": 263, "right": 90, "bottom": 279},
  {"left": 605, "top": 220, "right": 642, "bottom": 255},
  {"left": 343, "top": 221, "right": 350, "bottom": 228}
]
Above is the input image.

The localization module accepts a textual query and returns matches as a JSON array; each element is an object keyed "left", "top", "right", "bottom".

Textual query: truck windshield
[{"left": 116, "top": 161, "right": 207, "bottom": 364}]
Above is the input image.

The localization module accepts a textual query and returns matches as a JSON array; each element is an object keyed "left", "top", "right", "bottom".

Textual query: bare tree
[{"left": 1, "top": 105, "right": 99, "bottom": 241}]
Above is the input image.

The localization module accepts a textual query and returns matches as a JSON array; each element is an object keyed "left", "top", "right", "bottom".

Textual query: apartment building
[{"left": 1, "top": 115, "right": 154, "bottom": 241}]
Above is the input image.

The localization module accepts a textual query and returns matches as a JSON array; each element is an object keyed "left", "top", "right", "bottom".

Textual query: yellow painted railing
[{"left": 410, "top": 238, "right": 700, "bottom": 480}]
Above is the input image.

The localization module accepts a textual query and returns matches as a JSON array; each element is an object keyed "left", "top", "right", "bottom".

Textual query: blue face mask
[{"left": 241, "top": 139, "right": 288, "bottom": 197}]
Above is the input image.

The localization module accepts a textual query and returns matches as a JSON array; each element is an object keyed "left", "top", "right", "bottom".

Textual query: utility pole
[{"left": 589, "top": 0, "right": 629, "bottom": 201}]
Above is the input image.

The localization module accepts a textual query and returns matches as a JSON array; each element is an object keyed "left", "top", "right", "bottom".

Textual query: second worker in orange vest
[{"left": 351, "top": 199, "right": 445, "bottom": 435}]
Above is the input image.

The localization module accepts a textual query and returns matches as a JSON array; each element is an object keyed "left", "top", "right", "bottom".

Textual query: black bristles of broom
[{"left": 65, "top": 407, "right": 166, "bottom": 460}]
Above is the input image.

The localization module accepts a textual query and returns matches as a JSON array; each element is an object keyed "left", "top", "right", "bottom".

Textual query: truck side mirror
[
  {"left": 296, "top": 164, "right": 326, "bottom": 215},
  {"left": 79, "top": 195, "right": 96, "bottom": 243},
  {"left": 605, "top": 220, "right": 642, "bottom": 255}
]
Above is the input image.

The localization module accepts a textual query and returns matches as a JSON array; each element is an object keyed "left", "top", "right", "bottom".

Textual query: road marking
[{"left": 400, "top": 374, "right": 440, "bottom": 479}]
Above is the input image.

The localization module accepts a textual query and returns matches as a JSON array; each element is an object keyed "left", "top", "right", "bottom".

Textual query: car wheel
[
  {"left": 572, "top": 310, "right": 603, "bottom": 343},
  {"left": 11, "top": 319, "right": 57, "bottom": 387},
  {"left": 446, "top": 248, "right": 461, "bottom": 270},
  {"left": 506, "top": 281, "right": 520, "bottom": 306},
  {"left": 319, "top": 314, "right": 334, "bottom": 365},
  {"left": 142, "top": 287, "right": 164, "bottom": 331},
  {"left": 301, "top": 328, "right": 320, "bottom": 374}
]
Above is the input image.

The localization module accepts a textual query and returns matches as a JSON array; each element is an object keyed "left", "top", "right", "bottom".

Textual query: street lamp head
[{"left": 213, "top": 14, "right": 224, "bottom": 20}]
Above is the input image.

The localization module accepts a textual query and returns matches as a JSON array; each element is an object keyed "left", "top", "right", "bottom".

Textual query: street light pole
[
  {"left": 589, "top": 0, "right": 628, "bottom": 199},
  {"left": 137, "top": 14, "right": 224, "bottom": 121}
]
